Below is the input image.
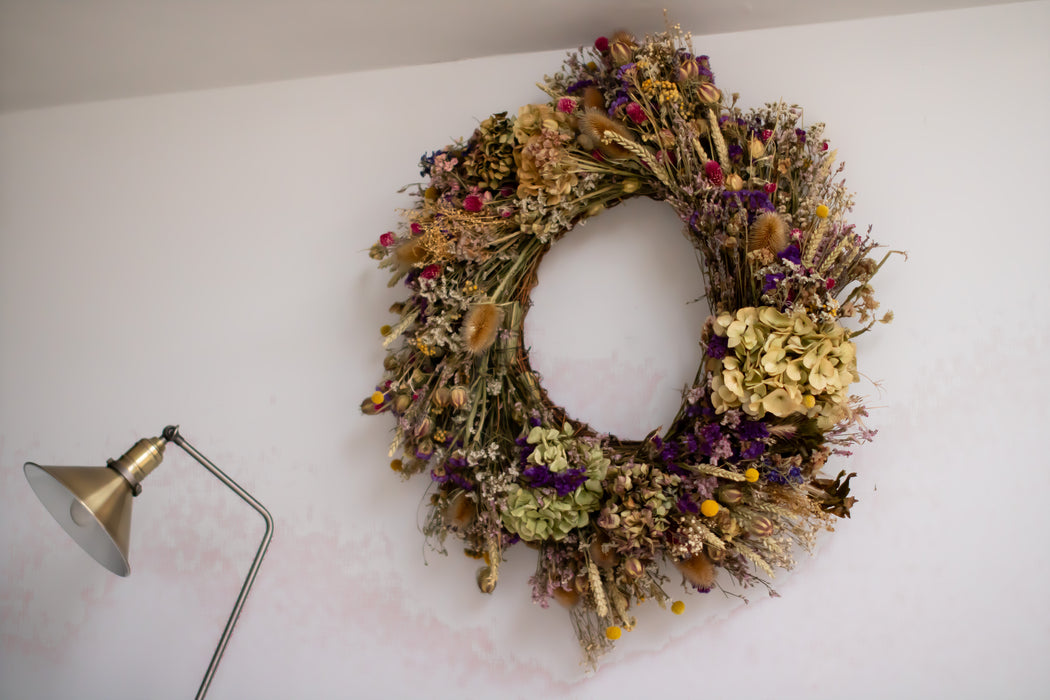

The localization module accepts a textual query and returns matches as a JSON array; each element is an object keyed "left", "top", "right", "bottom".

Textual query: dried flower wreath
[{"left": 363, "top": 26, "right": 894, "bottom": 666}]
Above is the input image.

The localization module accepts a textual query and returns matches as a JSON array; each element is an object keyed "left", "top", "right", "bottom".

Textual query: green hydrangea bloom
[{"left": 501, "top": 422, "right": 609, "bottom": 542}]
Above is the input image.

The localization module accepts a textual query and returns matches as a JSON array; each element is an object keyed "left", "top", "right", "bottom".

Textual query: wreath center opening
[{"left": 523, "top": 198, "right": 711, "bottom": 441}]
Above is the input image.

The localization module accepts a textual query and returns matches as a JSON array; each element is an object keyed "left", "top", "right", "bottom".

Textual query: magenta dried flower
[
  {"left": 557, "top": 97, "right": 577, "bottom": 113},
  {"left": 704, "top": 160, "right": 724, "bottom": 187},
  {"left": 421, "top": 264, "right": 441, "bottom": 279},
  {"left": 626, "top": 102, "right": 647, "bottom": 123},
  {"left": 379, "top": 232, "right": 395, "bottom": 247},
  {"left": 595, "top": 36, "right": 609, "bottom": 52},
  {"left": 464, "top": 195, "right": 483, "bottom": 212}
]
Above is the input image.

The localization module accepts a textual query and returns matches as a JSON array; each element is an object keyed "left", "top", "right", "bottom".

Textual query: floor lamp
[{"left": 24, "top": 425, "right": 274, "bottom": 699}]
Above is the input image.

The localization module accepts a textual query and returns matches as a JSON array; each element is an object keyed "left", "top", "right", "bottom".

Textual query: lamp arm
[{"left": 161, "top": 426, "right": 275, "bottom": 700}]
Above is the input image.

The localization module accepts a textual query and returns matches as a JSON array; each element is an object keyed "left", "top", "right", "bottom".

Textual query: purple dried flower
[
  {"left": 779, "top": 244, "right": 802, "bottom": 265},
  {"left": 706, "top": 334, "right": 728, "bottom": 358}
]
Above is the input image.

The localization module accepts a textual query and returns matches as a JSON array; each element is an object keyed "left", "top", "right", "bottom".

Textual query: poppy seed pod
[
  {"left": 748, "top": 516, "right": 775, "bottom": 538},
  {"left": 697, "top": 82, "right": 721, "bottom": 104},
  {"left": 718, "top": 486, "right": 744, "bottom": 505},
  {"left": 677, "top": 60, "right": 699, "bottom": 82},
  {"left": 450, "top": 385, "right": 469, "bottom": 409},
  {"left": 393, "top": 394, "right": 412, "bottom": 413},
  {"left": 432, "top": 386, "right": 451, "bottom": 408}
]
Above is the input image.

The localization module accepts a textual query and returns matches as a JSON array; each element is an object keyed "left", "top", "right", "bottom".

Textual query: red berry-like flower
[
  {"left": 379, "top": 232, "right": 395, "bottom": 247},
  {"left": 595, "top": 36, "right": 609, "bottom": 52},
  {"left": 704, "top": 160, "right": 724, "bottom": 187},
  {"left": 557, "top": 97, "right": 577, "bottom": 113},
  {"left": 763, "top": 182, "right": 777, "bottom": 194},
  {"left": 410, "top": 222, "right": 422, "bottom": 234},
  {"left": 822, "top": 141, "right": 829, "bottom": 151},
  {"left": 421, "top": 264, "right": 441, "bottom": 279},
  {"left": 463, "top": 195, "right": 483, "bottom": 212},
  {"left": 761, "top": 129, "right": 773, "bottom": 142},
  {"left": 626, "top": 102, "right": 647, "bottom": 123},
  {"left": 826, "top": 278, "right": 836, "bottom": 290}
]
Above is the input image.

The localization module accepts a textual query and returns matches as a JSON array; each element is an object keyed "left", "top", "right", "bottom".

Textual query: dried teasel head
[
  {"left": 674, "top": 553, "right": 717, "bottom": 590},
  {"left": 747, "top": 212, "right": 790, "bottom": 254},
  {"left": 589, "top": 538, "right": 619, "bottom": 569},
  {"left": 582, "top": 86, "right": 606, "bottom": 111},
  {"left": 579, "top": 109, "right": 634, "bottom": 159},
  {"left": 551, "top": 587, "right": 581, "bottom": 609},
  {"left": 444, "top": 492, "right": 477, "bottom": 529},
  {"left": 393, "top": 237, "right": 426, "bottom": 269},
  {"left": 461, "top": 302, "right": 503, "bottom": 355}
]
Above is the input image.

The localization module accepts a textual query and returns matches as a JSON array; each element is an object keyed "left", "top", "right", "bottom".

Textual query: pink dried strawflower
[
  {"left": 704, "top": 160, "right": 724, "bottom": 187},
  {"left": 379, "top": 232, "right": 395, "bottom": 247},
  {"left": 557, "top": 97, "right": 577, "bottom": 114},
  {"left": 626, "top": 102, "right": 647, "bottom": 123},
  {"left": 463, "top": 195, "right": 483, "bottom": 212},
  {"left": 410, "top": 222, "right": 422, "bottom": 235},
  {"left": 421, "top": 264, "right": 441, "bottom": 279}
]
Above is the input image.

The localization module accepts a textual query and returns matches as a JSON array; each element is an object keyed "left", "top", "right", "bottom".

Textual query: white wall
[{"left": 2, "top": 3, "right": 1048, "bottom": 698}]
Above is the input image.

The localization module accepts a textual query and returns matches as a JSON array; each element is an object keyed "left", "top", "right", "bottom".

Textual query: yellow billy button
[
  {"left": 816, "top": 204, "right": 830, "bottom": 218},
  {"left": 370, "top": 391, "right": 385, "bottom": 405},
  {"left": 803, "top": 394, "right": 817, "bottom": 408},
  {"left": 700, "top": 499, "right": 720, "bottom": 517},
  {"left": 380, "top": 324, "right": 392, "bottom": 336},
  {"left": 390, "top": 459, "right": 403, "bottom": 472},
  {"left": 671, "top": 600, "right": 685, "bottom": 615},
  {"left": 605, "top": 625, "right": 622, "bottom": 640},
  {"left": 744, "top": 468, "right": 760, "bottom": 483}
]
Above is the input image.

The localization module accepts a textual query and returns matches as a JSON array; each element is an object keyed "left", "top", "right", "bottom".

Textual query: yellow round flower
[
  {"left": 744, "top": 468, "right": 760, "bottom": 483},
  {"left": 370, "top": 391, "right": 385, "bottom": 405},
  {"left": 803, "top": 394, "right": 817, "bottom": 408},
  {"left": 816, "top": 204, "right": 830, "bottom": 218},
  {"left": 671, "top": 600, "right": 685, "bottom": 615},
  {"left": 700, "top": 499, "right": 720, "bottom": 517},
  {"left": 605, "top": 625, "right": 622, "bottom": 640},
  {"left": 390, "top": 459, "right": 403, "bottom": 472},
  {"left": 380, "top": 324, "right": 392, "bottom": 336}
]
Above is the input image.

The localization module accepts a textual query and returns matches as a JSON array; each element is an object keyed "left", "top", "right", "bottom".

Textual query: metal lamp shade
[{"left": 24, "top": 463, "right": 134, "bottom": 576}]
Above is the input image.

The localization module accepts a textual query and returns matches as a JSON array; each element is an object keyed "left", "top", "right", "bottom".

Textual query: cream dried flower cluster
[
  {"left": 708, "top": 307, "right": 858, "bottom": 429},
  {"left": 363, "top": 25, "right": 895, "bottom": 668}
]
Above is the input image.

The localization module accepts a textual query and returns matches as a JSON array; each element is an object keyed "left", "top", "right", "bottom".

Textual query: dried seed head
[
  {"left": 462, "top": 302, "right": 503, "bottom": 355},
  {"left": 748, "top": 137, "right": 766, "bottom": 159},
  {"left": 394, "top": 237, "right": 426, "bottom": 269},
  {"left": 748, "top": 212, "right": 790, "bottom": 253},
  {"left": 445, "top": 492, "right": 477, "bottom": 529},
  {"left": 579, "top": 109, "right": 634, "bottom": 159},
  {"left": 432, "top": 386, "right": 451, "bottom": 408},
  {"left": 748, "top": 516, "right": 775, "bottom": 538},
  {"left": 582, "top": 86, "right": 606, "bottom": 111},
  {"left": 450, "top": 385, "right": 469, "bottom": 409},
  {"left": 551, "top": 587, "right": 581, "bottom": 608},
  {"left": 589, "top": 538, "right": 619, "bottom": 569},
  {"left": 674, "top": 553, "right": 716, "bottom": 590}
]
